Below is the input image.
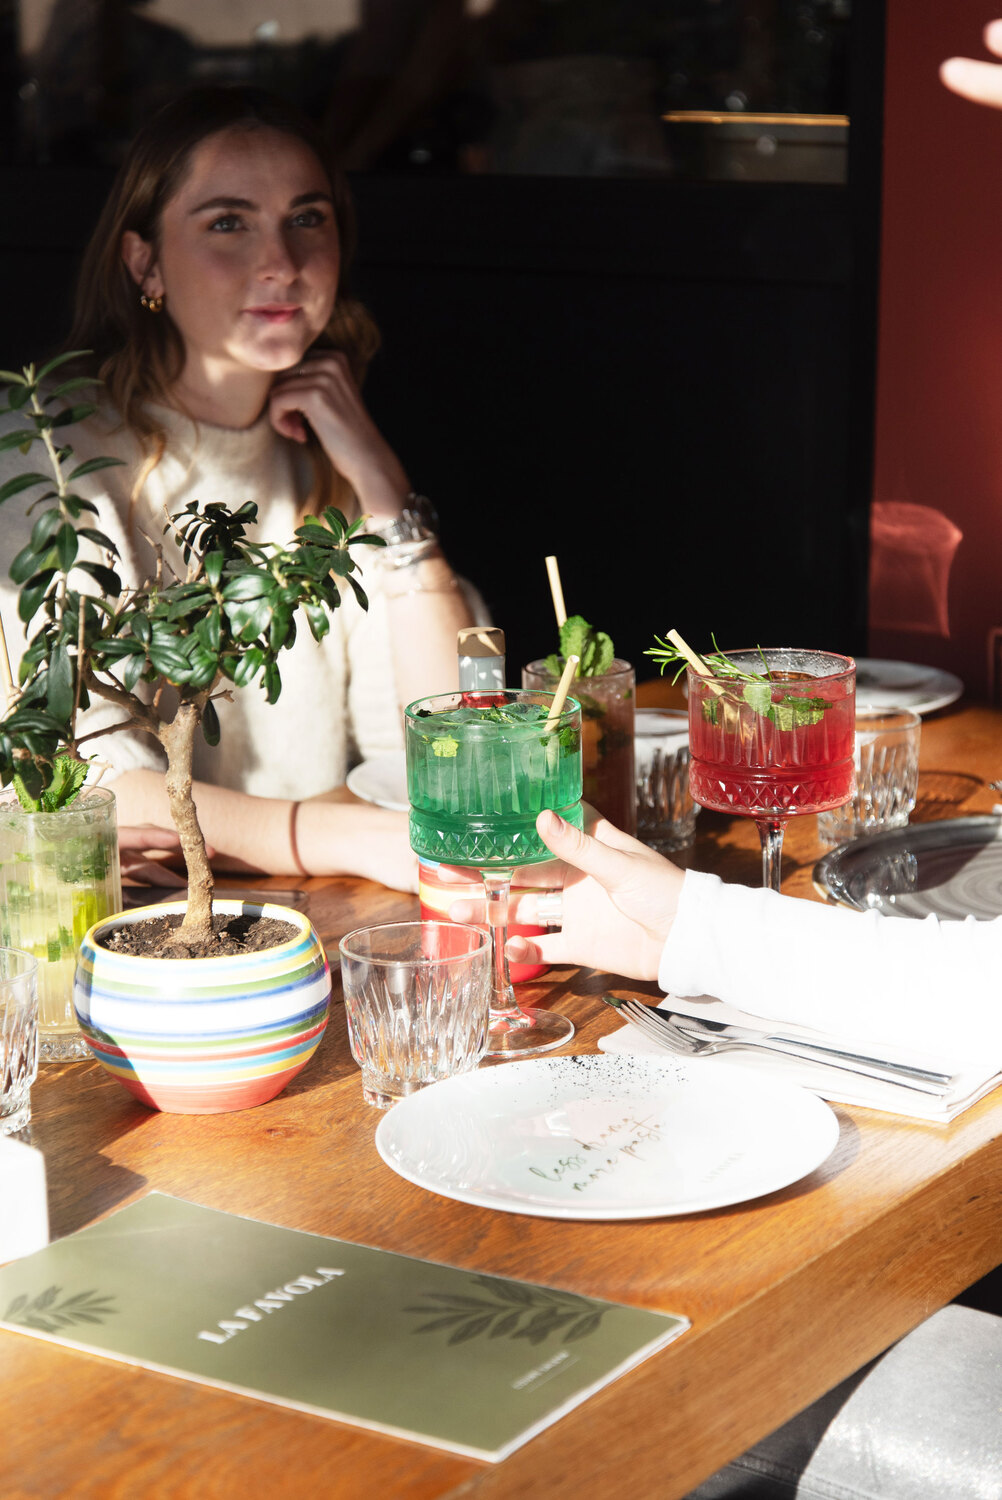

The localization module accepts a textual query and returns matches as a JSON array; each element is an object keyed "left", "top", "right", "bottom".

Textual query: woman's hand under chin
[{"left": 268, "top": 352, "right": 410, "bottom": 516}]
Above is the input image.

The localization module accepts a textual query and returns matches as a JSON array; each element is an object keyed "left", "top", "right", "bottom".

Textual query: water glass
[
  {"left": 634, "top": 709, "right": 699, "bottom": 852},
  {"left": 0, "top": 949, "right": 39, "bottom": 1136},
  {"left": 817, "top": 709, "right": 921, "bottom": 847},
  {"left": 339, "top": 922, "right": 491, "bottom": 1108}
]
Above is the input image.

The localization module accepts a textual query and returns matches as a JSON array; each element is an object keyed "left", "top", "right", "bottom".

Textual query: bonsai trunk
[{"left": 160, "top": 702, "right": 216, "bottom": 950}]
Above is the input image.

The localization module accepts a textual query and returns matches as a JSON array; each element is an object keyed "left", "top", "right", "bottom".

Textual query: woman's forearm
[
  {"left": 110, "top": 769, "right": 417, "bottom": 889},
  {"left": 380, "top": 546, "right": 475, "bottom": 706}
]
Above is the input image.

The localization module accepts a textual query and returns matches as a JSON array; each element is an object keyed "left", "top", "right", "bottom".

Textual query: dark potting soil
[{"left": 101, "top": 911, "right": 298, "bottom": 961}]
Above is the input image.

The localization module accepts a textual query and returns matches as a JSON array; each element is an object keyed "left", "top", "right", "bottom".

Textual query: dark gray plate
[{"left": 812, "top": 816, "right": 1002, "bottom": 919}]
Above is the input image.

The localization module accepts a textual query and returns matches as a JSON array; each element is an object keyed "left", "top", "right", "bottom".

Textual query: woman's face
[{"left": 129, "top": 125, "right": 340, "bottom": 382}]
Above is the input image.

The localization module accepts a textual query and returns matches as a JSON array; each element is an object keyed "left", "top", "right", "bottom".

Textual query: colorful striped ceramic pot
[{"left": 73, "top": 901, "right": 331, "bottom": 1114}]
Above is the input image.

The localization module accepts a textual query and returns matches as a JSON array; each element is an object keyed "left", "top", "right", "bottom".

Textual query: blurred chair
[
  {"left": 869, "top": 500, "right": 963, "bottom": 637},
  {"left": 686, "top": 1304, "right": 1002, "bottom": 1499}
]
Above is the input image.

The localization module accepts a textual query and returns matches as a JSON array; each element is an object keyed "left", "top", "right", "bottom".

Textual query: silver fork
[{"left": 602, "top": 996, "right": 951, "bottom": 1096}]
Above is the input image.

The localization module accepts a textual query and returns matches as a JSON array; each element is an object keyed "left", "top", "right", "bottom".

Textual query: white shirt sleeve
[{"left": 659, "top": 869, "right": 1002, "bottom": 1058}]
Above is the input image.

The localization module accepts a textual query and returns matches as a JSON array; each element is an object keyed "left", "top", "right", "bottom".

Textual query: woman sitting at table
[{"left": 0, "top": 86, "right": 478, "bottom": 891}]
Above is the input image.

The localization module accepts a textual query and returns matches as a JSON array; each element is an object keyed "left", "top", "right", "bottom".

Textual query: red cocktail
[{"left": 687, "top": 648, "right": 855, "bottom": 889}]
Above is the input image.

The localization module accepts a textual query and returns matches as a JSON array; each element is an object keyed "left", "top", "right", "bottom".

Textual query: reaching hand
[
  {"left": 941, "top": 21, "right": 1002, "bottom": 108},
  {"left": 118, "top": 824, "right": 188, "bottom": 887},
  {"left": 268, "top": 352, "right": 410, "bottom": 511},
  {"left": 450, "top": 810, "right": 685, "bottom": 981}
]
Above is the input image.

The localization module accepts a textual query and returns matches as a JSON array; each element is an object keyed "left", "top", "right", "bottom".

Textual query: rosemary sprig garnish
[
  {"left": 645, "top": 632, "right": 771, "bottom": 685},
  {"left": 644, "top": 632, "right": 833, "bottom": 731}
]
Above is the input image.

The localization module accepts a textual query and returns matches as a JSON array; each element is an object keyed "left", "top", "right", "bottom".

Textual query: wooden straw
[
  {"left": 666, "top": 628, "right": 710, "bottom": 676},
  {"left": 544, "top": 654, "right": 579, "bottom": 732},
  {"left": 666, "top": 629, "right": 725, "bottom": 698},
  {"left": 545, "top": 556, "right": 567, "bottom": 629},
  {"left": 0, "top": 615, "right": 15, "bottom": 711}
]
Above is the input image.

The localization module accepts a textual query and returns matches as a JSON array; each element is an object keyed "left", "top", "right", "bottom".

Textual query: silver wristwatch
[{"left": 367, "top": 493, "right": 439, "bottom": 548}]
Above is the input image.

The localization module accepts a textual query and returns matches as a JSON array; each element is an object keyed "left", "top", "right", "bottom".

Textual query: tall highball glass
[
  {"left": 686, "top": 649, "right": 855, "bottom": 891},
  {"left": 405, "top": 689, "right": 582, "bottom": 1056}
]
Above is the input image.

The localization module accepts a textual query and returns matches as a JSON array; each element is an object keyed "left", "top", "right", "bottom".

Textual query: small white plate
[
  {"left": 853, "top": 658, "right": 963, "bottom": 715},
  {"left": 375, "top": 1054, "right": 839, "bottom": 1220},
  {"left": 346, "top": 751, "right": 409, "bottom": 812}
]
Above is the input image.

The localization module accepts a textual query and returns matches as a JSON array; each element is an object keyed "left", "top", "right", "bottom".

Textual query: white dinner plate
[
  {"left": 853, "top": 658, "right": 963, "bottom": 715},
  {"left": 375, "top": 1054, "right": 839, "bottom": 1220},
  {"left": 346, "top": 751, "right": 409, "bottom": 812}
]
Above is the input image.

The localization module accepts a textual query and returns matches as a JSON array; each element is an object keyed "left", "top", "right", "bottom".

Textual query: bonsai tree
[{"left": 0, "top": 353, "right": 381, "bottom": 953}]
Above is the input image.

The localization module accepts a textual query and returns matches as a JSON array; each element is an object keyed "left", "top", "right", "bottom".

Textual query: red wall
[{"left": 872, "top": 1, "right": 1002, "bottom": 696}]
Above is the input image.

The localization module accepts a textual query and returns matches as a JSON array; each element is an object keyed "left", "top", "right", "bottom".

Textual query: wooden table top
[{"left": 4, "top": 692, "right": 1002, "bottom": 1500}]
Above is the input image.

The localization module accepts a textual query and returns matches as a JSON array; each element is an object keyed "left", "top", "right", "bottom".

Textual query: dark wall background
[{"left": 0, "top": 0, "right": 882, "bottom": 682}]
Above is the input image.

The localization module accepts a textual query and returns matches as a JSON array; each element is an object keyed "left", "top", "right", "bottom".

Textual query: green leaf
[
  {"left": 75, "top": 562, "right": 121, "bottom": 596},
  {"left": 0, "top": 472, "right": 50, "bottom": 503},
  {"left": 45, "top": 644, "right": 74, "bottom": 722},
  {"left": 76, "top": 527, "right": 119, "bottom": 556},
  {"left": 62, "top": 496, "right": 99, "bottom": 519},
  {"left": 203, "top": 552, "right": 225, "bottom": 588},
  {"left": 67, "top": 456, "right": 125, "bottom": 480},
  {"left": 303, "top": 601, "right": 330, "bottom": 643},
  {"left": 345, "top": 574, "right": 367, "bottom": 611},
  {"left": 202, "top": 700, "right": 221, "bottom": 747},
  {"left": 221, "top": 573, "right": 269, "bottom": 602},
  {"left": 7, "top": 384, "right": 30, "bottom": 411},
  {"left": 12, "top": 765, "right": 44, "bottom": 808},
  {"left": 768, "top": 695, "right": 829, "bottom": 731},
  {"left": 233, "top": 647, "right": 264, "bottom": 688},
  {"left": 9, "top": 541, "right": 52, "bottom": 586},
  {"left": 40, "top": 756, "right": 89, "bottom": 811},
  {"left": 194, "top": 608, "right": 222, "bottom": 654},
  {"left": 129, "top": 613, "right": 151, "bottom": 645},
  {"left": 18, "top": 570, "right": 56, "bottom": 622},
  {"left": 35, "top": 350, "right": 91, "bottom": 382},
  {"left": 0, "top": 369, "right": 27, "bottom": 385},
  {"left": 0, "top": 429, "right": 35, "bottom": 452},
  {"left": 29, "top": 509, "right": 64, "bottom": 552},
  {"left": 122, "top": 653, "right": 146, "bottom": 693},
  {"left": 742, "top": 681, "right": 773, "bottom": 717},
  {"left": 263, "top": 662, "right": 281, "bottom": 703},
  {"left": 55, "top": 524, "right": 78, "bottom": 572},
  {"left": 49, "top": 404, "right": 96, "bottom": 429}
]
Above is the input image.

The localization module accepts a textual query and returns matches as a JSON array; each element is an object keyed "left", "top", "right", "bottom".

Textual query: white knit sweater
[{"left": 0, "top": 402, "right": 405, "bottom": 798}]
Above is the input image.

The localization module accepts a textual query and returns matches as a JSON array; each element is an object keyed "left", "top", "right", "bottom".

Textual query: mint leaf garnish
[
  {"left": 768, "top": 695, "right": 828, "bottom": 730},
  {"left": 742, "top": 681, "right": 773, "bottom": 717},
  {"left": 552, "top": 615, "right": 616, "bottom": 679}
]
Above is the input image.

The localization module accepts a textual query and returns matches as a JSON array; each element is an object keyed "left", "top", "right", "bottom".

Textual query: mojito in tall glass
[{"left": 0, "top": 787, "right": 121, "bottom": 1060}]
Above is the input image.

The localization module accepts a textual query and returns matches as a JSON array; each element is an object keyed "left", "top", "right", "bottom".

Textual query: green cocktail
[{"left": 405, "top": 691, "right": 582, "bottom": 1056}]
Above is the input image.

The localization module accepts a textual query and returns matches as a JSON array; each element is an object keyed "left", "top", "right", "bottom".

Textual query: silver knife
[{"left": 669, "top": 1014, "right": 955, "bottom": 1087}]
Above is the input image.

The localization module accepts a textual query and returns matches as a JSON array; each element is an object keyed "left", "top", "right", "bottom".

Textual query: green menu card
[{"left": 0, "top": 1193, "right": 688, "bottom": 1461}]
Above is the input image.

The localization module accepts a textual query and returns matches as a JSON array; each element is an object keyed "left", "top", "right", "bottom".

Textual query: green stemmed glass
[{"left": 405, "top": 689, "right": 582, "bottom": 1056}]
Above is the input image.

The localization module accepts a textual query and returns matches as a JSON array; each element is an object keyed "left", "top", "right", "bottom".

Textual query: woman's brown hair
[{"left": 65, "top": 85, "right": 379, "bottom": 513}]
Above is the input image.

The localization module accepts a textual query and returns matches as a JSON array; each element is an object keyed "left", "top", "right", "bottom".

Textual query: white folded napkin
[{"left": 599, "top": 994, "right": 1002, "bottom": 1123}]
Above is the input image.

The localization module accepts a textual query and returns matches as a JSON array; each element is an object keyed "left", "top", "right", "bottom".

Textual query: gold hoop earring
[{"left": 140, "top": 292, "right": 164, "bottom": 314}]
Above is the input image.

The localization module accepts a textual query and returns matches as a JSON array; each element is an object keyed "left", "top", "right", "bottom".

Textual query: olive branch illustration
[
  {"left": 3, "top": 1286, "right": 118, "bottom": 1333},
  {"left": 404, "top": 1275, "right": 609, "bottom": 1347}
]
